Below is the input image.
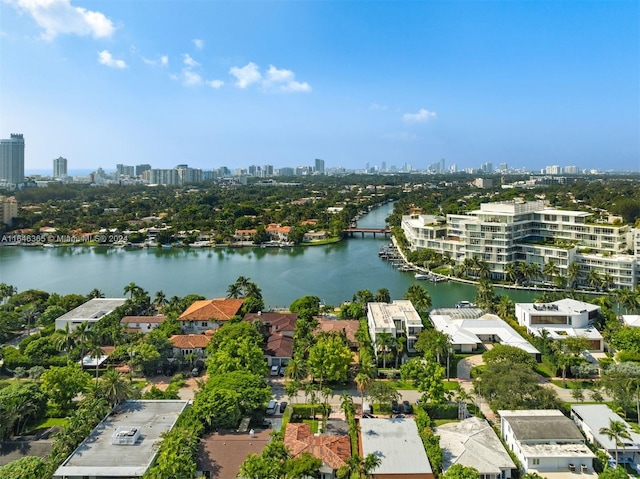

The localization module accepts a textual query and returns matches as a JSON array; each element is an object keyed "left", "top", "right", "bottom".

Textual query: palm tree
[
  {"left": 355, "top": 372, "right": 373, "bottom": 409},
  {"left": 477, "top": 260, "right": 491, "bottom": 279},
  {"left": 375, "top": 332, "right": 395, "bottom": 369},
  {"left": 73, "top": 321, "right": 93, "bottom": 361},
  {"left": 567, "top": 262, "right": 581, "bottom": 288},
  {"left": 87, "top": 288, "right": 104, "bottom": 299},
  {"left": 226, "top": 283, "right": 242, "bottom": 298},
  {"left": 543, "top": 259, "right": 559, "bottom": 284},
  {"left": 362, "top": 453, "right": 382, "bottom": 478},
  {"left": 600, "top": 273, "right": 614, "bottom": 292},
  {"left": 587, "top": 269, "right": 602, "bottom": 290},
  {"left": 475, "top": 279, "right": 495, "bottom": 312},
  {"left": 504, "top": 262, "right": 518, "bottom": 285},
  {"left": 101, "top": 369, "right": 134, "bottom": 408},
  {"left": 88, "top": 343, "right": 105, "bottom": 383},
  {"left": 404, "top": 284, "right": 432, "bottom": 313},
  {"left": 153, "top": 290, "right": 168, "bottom": 311},
  {"left": 285, "top": 358, "right": 307, "bottom": 382},
  {"left": 375, "top": 288, "right": 391, "bottom": 304},
  {"left": 496, "top": 295, "right": 515, "bottom": 320},
  {"left": 123, "top": 282, "right": 143, "bottom": 299},
  {"left": 0, "top": 283, "right": 17, "bottom": 305},
  {"left": 20, "top": 304, "right": 39, "bottom": 336},
  {"left": 599, "top": 419, "right": 631, "bottom": 466},
  {"left": 56, "top": 323, "right": 76, "bottom": 364}
]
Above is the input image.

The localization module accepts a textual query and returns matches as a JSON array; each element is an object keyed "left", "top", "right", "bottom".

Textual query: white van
[
  {"left": 266, "top": 400, "right": 278, "bottom": 415},
  {"left": 270, "top": 365, "right": 280, "bottom": 376}
]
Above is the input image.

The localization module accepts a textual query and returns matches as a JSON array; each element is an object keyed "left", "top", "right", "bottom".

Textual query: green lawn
[
  {"left": 534, "top": 364, "right": 553, "bottom": 378},
  {"left": 550, "top": 379, "right": 596, "bottom": 389},
  {"left": 27, "top": 417, "right": 68, "bottom": 434},
  {"left": 434, "top": 419, "right": 459, "bottom": 426},
  {"left": 443, "top": 381, "right": 459, "bottom": 391}
]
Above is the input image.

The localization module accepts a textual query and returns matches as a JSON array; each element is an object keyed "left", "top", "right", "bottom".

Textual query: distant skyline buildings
[
  {"left": 0, "top": 133, "right": 25, "bottom": 188},
  {"left": 53, "top": 156, "right": 67, "bottom": 178}
]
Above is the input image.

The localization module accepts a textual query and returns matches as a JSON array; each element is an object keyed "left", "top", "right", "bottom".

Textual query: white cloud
[
  {"left": 183, "top": 54, "right": 200, "bottom": 67},
  {"left": 229, "top": 62, "right": 262, "bottom": 88},
  {"left": 193, "top": 38, "right": 204, "bottom": 49},
  {"left": 206, "top": 79, "right": 224, "bottom": 89},
  {"left": 97, "top": 50, "right": 126, "bottom": 69},
  {"left": 9, "top": 0, "right": 116, "bottom": 40},
  {"left": 142, "top": 54, "right": 168, "bottom": 67},
  {"left": 403, "top": 108, "right": 437, "bottom": 123},
  {"left": 265, "top": 64, "right": 311, "bottom": 92},
  {"left": 183, "top": 70, "right": 202, "bottom": 86},
  {"left": 369, "top": 103, "right": 388, "bottom": 111}
]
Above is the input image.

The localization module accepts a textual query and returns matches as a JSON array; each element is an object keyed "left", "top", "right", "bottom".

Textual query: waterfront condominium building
[
  {"left": 53, "top": 156, "right": 68, "bottom": 178},
  {"left": 401, "top": 199, "right": 638, "bottom": 290},
  {"left": 0, "top": 133, "right": 25, "bottom": 188}
]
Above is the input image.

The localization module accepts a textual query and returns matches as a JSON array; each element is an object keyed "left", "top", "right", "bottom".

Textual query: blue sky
[{"left": 1, "top": 0, "right": 639, "bottom": 173}]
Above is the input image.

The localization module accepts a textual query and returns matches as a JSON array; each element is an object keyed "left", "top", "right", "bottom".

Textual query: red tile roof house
[
  {"left": 265, "top": 223, "right": 292, "bottom": 242},
  {"left": 244, "top": 312, "right": 298, "bottom": 367},
  {"left": 284, "top": 423, "right": 351, "bottom": 478},
  {"left": 120, "top": 315, "right": 166, "bottom": 335},
  {"left": 169, "top": 334, "right": 212, "bottom": 357},
  {"left": 178, "top": 298, "right": 244, "bottom": 334}
]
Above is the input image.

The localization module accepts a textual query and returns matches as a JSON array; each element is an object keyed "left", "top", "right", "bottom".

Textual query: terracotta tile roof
[
  {"left": 284, "top": 423, "right": 351, "bottom": 470},
  {"left": 265, "top": 333, "right": 294, "bottom": 358},
  {"left": 178, "top": 298, "right": 244, "bottom": 322},
  {"left": 198, "top": 429, "right": 271, "bottom": 478},
  {"left": 317, "top": 319, "right": 359, "bottom": 346},
  {"left": 265, "top": 224, "right": 292, "bottom": 234},
  {"left": 170, "top": 334, "right": 212, "bottom": 349},
  {"left": 234, "top": 229, "right": 257, "bottom": 234},
  {"left": 120, "top": 315, "right": 166, "bottom": 324},
  {"left": 244, "top": 312, "right": 298, "bottom": 334}
]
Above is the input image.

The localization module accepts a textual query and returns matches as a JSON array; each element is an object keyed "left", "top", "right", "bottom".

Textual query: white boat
[
  {"left": 414, "top": 273, "right": 430, "bottom": 280},
  {"left": 455, "top": 301, "right": 476, "bottom": 308}
]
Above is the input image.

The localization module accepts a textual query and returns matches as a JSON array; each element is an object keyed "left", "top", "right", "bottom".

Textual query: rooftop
[
  {"left": 178, "top": 298, "right": 244, "bottom": 322},
  {"left": 517, "top": 299, "right": 600, "bottom": 316},
  {"left": 368, "top": 300, "right": 422, "bottom": 330},
  {"left": 56, "top": 298, "right": 127, "bottom": 323},
  {"left": 359, "top": 418, "right": 432, "bottom": 475},
  {"left": 197, "top": 428, "right": 271, "bottom": 479},
  {"left": 436, "top": 417, "right": 515, "bottom": 474},
  {"left": 571, "top": 404, "right": 640, "bottom": 452},
  {"left": 499, "top": 410, "right": 585, "bottom": 442},
  {"left": 53, "top": 400, "right": 188, "bottom": 478},
  {"left": 284, "top": 423, "right": 351, "bottom": 470},
  {"left": 170, "top": 334, "right": 212, "bottom": 349}
]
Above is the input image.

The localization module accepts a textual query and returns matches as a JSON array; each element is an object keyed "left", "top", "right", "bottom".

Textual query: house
[
  {"left": 430, "top": 309, "right": 540, "bottom": 359},
  {"left": 436, "top": 417, "right": 516, "bottom": 479},
  {"left": 265, "top": 223, "right": 292, "bottom": 242},
  {"left": 499, "top": 409, "right": 596, "bottom": 476},
  {"left": 233, "top": 229, "right": 257, "bottom": 241},
  {"left": 317, "top": 318, "right": 360, "bottom": 350},
  {"left": 197, "top": 428, "right": 272, "bottom": 479},
  {"left": 169, "top": 334, "right": 213, "bottom": 357},
  {"left": 515, "top": 299, "right": 603, "bottom": 351},
  {"left": 621, "top": 315, "right": 640, "bottom": 328},
  {"left": 55, "top": 298, "right": 127, "bottom": 332},
  {"left": 359, "top": 418, "right": 434, "bottom": 478},
  {"left": 53, "top": 400, "right": 189, "bottom": 479},
  {"left": 243, "top": 312, "right": 298, "bottom": 337},
  {"left": 264, "top": 333, "right": 294, "bottom": 367},
  {"left": 284, "top": 423, "right": 351, "bottom": 479},
  {"left": 571, "top": 404, "right": 640, "bottom": 464},
  {"left": 120, "top": 315, "right": 166, "bottom": 334},
  {"left": 178, "top": 298, "right": 244, "bottom": 333},
  {"left": 244, "top": 312, "right": 297, "bottom": 367},
  {"left": 303, "top": 230, "right": 328, "bottom": 242},
  {"left": 367, "top": 300, "right": 423, "bottom": 353}
]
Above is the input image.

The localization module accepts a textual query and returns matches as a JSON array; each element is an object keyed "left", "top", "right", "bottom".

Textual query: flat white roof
[
  {"left": 55, "top": 298, "right": 127, "bottom": 323},
  {"left": 431, "top": 311, "right": 539, "bottom": 355},
  {"left": 622, "top": 315, "right": 640, "bottom": 328},
  {"left": 360, "top": 418, "right": 432, "bottom": 475},
  {"left": 368, "top": 300, "right": 422, "bottom": 330},
  {"left": 54, "top": 400, "right": 189, "bottom": 478},
  {"left": 571, "top": 404, "right": 640, "bottom": 452},
  {"left": 517, "top": 299, "right": 599, "bottom": 316}
]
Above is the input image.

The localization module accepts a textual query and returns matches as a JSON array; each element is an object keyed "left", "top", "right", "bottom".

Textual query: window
[
  {"left": 532, "top": 458, "right": 540, "bottom": 465},
  {"left": 201, "top": 321, "right": 208, "bottom": 327}
]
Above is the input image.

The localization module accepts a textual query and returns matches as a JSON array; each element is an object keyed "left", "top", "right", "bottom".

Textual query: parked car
[
  {"left": 261, "top": 418, "right": 272, "bottom": 428},
  {"left": 266, "top": 400, "right": 278, "bottom": 415},
  {"left": 402, "top": 400, "right": 413, "bottom": 414},
  {"left": 279, "top": 401, "right": 288, "bottom": 413},
  {"left": 279, "top": 365, "right": 286, "bottom": 376},
  {"left": 362, "top": 412, "right": 375, "bottom": 419},
  {"left": 270, "top": 365, "right": 279, "bottom": 376},
  {"left": 391, "top": 401, "right": 401, "bottom": 414}
]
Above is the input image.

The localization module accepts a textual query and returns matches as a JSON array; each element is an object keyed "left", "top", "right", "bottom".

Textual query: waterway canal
[{"left": 0, "top": 203, "right": 540, "bottom": 308}]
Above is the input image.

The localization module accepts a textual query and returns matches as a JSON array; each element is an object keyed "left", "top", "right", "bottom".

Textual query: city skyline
[{"left": 1, "top": 1, "right": 639, "bottom": 172}]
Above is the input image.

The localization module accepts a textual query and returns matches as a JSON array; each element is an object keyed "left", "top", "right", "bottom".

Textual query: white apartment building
[
  {"left": 402, "top": 200, "right": 638, "bottom": 290},
  {"left": 515, "top": 299, "right": 603, "bottom": 351},
  {"left": 367, "top": 300, "right": 423, "bottom": 353}
]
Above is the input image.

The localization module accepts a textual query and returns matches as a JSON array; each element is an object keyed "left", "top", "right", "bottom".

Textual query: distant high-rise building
[
  {"left": 381, "top": 161, "right": 386, "bottom": 172},
  {"left": 136, "top": 164, "right": 151, "bottom": 176},
  {"left": 53, "top": 157, "right": 68, "bottom": 178},
  {"left": 499, "top": 162, "right": 508, "bottom": 171},
  {"left": 279, "top": 167, "right": 294, "bottom": 176},
  {"left": 315, "top": 158, "right": 325, "bottom": 174},
  {"left": 148, "top": 169, "right": 179, "bottom": 185},
  {"left": 263, "top": 165, "right": 274, "bottom": 176},
  {"left": 0, "top": 134, "right": 25, "bottom": 187},
  {"left": 481, "top": 162, "right": 493, "bottom": 173},
  {"left": 564, "top": 165, "right": 579, "bottom": 174},
  {"left": 116, "top": 164, "right": 135, "bottom": 177},
  {"left": 545, "top": 165, "right": 561, "bottom": 175},
  {"left": 0, "top": 195, "right": 18, "bottom": 227}
]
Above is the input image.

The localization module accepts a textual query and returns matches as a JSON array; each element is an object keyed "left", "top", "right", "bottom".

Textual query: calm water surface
[{"left": 0, "top": 203, "right": 539, "bottom": 307}]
